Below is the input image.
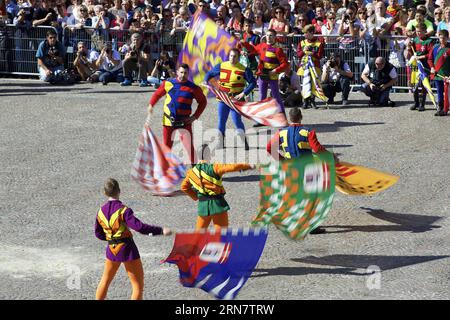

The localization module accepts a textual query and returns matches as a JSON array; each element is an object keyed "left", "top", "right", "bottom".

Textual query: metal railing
[{"left": 0, "top": 25, "right": 438, "bottom": 92}]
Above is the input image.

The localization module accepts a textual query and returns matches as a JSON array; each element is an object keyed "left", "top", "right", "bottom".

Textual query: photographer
[
  {"left": 35, "top": 29, "right": 65, "bottom": 83},
  {"left": 120, "top": 32, "right": 151, "bottom": 87},
  {"left": 73, "top": 41, "right": 97, "bottom": 81},
  {"left": 360, "top": 56, "right": 397, "bottom": 107},
  {"left": 278, "top": 68, "right": 302, "bottom": 108},
  {"left": 92, "top": 43, "right": 123, "bottom": 85},
  {"left": 147, "top": 51, "right": 175, "bottom": 88},
  {"left": 321, "top": 53, "right": 353, "bottom": 106}
]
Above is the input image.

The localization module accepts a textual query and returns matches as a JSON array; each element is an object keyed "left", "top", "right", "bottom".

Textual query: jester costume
[
  {"left": 409, "top": 35, "right": 433, "bottom": 111},
  {"left": 181, "top": 162, "right": 252, "bottom": 229},
  {"left": 95, "top": 200, "right": 163, "bottom": 262},
  {"left": 240, "top": 41, "right": 289, "bottom": 113},
  {"left": 150, "top": 78, "right": 207, "bottom": 163},
  {"left": 428, "top": 42, "right": 450, "bottom": 115}
]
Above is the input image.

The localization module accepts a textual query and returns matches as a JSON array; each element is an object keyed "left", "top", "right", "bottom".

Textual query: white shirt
[
  {"left": 363, "top": 64, "right": 398, "bottom": 79},
  {"left": 91, "top": 50, "right": 122, "bottom": 72},
  {"left": 322, "top": 62, "right": 351, "bottom": 82}
]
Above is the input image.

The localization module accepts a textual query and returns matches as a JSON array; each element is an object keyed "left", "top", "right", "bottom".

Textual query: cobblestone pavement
[{"left": 1, "top": 79, "right": 449, "bottom": 300}]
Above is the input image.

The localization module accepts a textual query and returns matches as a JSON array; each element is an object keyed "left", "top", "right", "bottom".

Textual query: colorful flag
[
  {"left": 416, "top": 59, "right": 437, "bottom": 109},
  {"left": 206, "top": 84, "right": 288, "bottom": 127},
  {"left": 163, "top": 228, "right": 268, "bottom": 300},
  {"left": 335, "top": 161, "right": 399, "bottom": 195},
  {"left": 179, "top": 10, "right": 237, "bottom": 94},
  {"left": 253, "top": 152, "right": 336, "bottom": 240},
  {"left": 301, "top": 56, "right": 327, "bottom": 102},
  {"left": 131, "top": 122, "right": 186, "bottom": 196}
]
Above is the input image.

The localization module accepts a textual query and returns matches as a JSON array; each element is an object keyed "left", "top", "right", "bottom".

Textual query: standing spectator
[
  {"left": 66, "top": 4, "right": 91, "bottom": 28},
  {"left": 392, "top": 8, "right": 408, "bottom": 35},
  {"left": 249, "top": 0, "right": 271, "bottom": 22},
  {"left": 13, "top": 6, "right": 32, "bottom": 64},
  {"left": 268, "top": 6, "right": 289, "bottom": 34},
  {"left": 312, "top": 6, "right": 327, "bottom": 34},
  {"left": 170, "top": 5, "right": 189, "bottom": 36},
  {"left": 433, "top": 8, "right": 443, "bottom": 28},
  {"left": 226, "top": 3, "right": 243, "bottom": 33},
  {"left": 321, "top": 52, "right": 353, "bottom": 105},
  {"left": 252, "top": 10, "right": 267, "bottom": 36},
  {"left": 360, "top": 56, "right": 397, "bottom": 107},
  {"left": 130, "top": 0, "right": 144, "bottom": 12},
  {"left": 406, "top": 5, "right": 435, "bottom": 38},
  {"left": 209, "top": 0, "right": 221, "bottom": 18},
  {"left": 386, "top": 0, "right": 401, "bottom": 18},
  {"left": 241, "top": 18, "right": 260, "bottom": 73},
  {"left": 92, "top": 4, "right": 110, "bottom": 29},
  {"left": 295, "top": 0, "right": 314, "bottom": 23},
  {"left": 321, "top": 11, "right": 339, "bottom": 37},
  {"left": 36, "top": 29, "right": 65, "bottom": 83},
  {"left": 292, "top": 12, "right": 308, "bottom": 35},
  {"left": 428, "top": 29, "right": 450, "bottom": 116},
  {"left": 436, "top": 7, "right": 450, "bottom": 32},
  {"left": 92, "top": 42, "right": 123, "bottom": 84},
  {"left": 32, "top": 0, "right": 58, "bottom": 26},
  {"left": 120, "top": 32, "right": 152, "bottom": 86},
  {"left": 109, "top": 0, "right": 125, "bottom": 19}
]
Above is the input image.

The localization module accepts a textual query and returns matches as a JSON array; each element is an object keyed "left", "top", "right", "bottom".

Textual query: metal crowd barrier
[
  {"left": 0, "top": 24, "right": 440, "bottom": 92},
  {"left": 0, "top": 24, "right": 58, "bottom": 75}
]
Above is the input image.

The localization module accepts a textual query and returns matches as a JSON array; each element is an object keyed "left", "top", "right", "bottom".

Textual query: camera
[
  {"left": 344, "top": 14, "right": 350, "bottom": 21},
  {"left": 328, "top": 59, "right": 336, "bottom": 68},
  {"left": 130, "top": 50, "right": 137, "bottom": 57}
]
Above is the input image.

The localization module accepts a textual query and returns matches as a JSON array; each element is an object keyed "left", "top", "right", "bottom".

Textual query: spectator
[
  {"left": 392, "top": 8, "right": 408, "bottom": 36},
  {"left": 278, "top": 68, "right": 302, "bottom": 108},
  {"left": 13, "top": 6, "right": 32, "bottom": 64},
  {"left": 32, "top": 0, "right": 58, "bottom": 27},
  {"left": 147, "top": 50, "right": 175, "bottom": 87},
  {"left": 215, "top": 16, "right": 226, "bottom": 29},
  {"left": 170, "top": 5, "right": 189, "bottom": 35},
  {"left": 360, "top": 56, "right": 397, "bottom": 107},
  {"left": 92, "top": 4, "right": 110, "bottom": 29},
  {"left": 321, "top": 52, "right": 353, "bottom": 106},
  {"left": 295, "top": 0, "right": 314, "bottom": 23},
  {"left": 268, "top": 6, "right": 289, "bottom": 34},
  {"left": 241, "top": 18, "right": 260, "bottom": 73},
  {"left": 386, "top": 0, "right": 401, "bottom": 17},
  {"left": 436, "top": 7, "right": 450, "bottom": 32},
  {"left": 252, "top": 10, "right": 267, "bottom": 36},
  {"left": 92, "top": 42, "right": 123, "bottom": 84},
  {"left": 73, "top": 41, "right": 97, "bottom": 81},
  {"left": 36, "top": 29, "right": 65, "bottom": 83},
  {"left": 109, "top": 0, "right": 126, "bottom": 20},
  {"left": 292, "top": 13, "right": 308, "bottom": 35},
  {"left": 406, "top": 5, "right": 435, "bottom": 38},
  {"left": 216, "top": 5, "right": 229, "bottom": 25},
  {"left": 249, "top": 0, "right": 271, "bottom": 22},
  {"left": 330, "top": 0, "right": 345, "bottom": 21},
  {"left": 156, "top": 7, "right": 173, "bottom": 32},
  {"left": 312, "top": 6, "right": 327, "bottom": 34},
  {"left": 66, "top": 4, "right": 91, "bottom": 28},
  {"left": 321, "top": 11, "right": 339, "bottom": 37},
  {"left": 120, "top": 32, "right": 152, "bottom": 87},
  {"left": 130, "top": 0, "right": 144, "bottom": 12},
  {"left": 226, "top": 3, "right": 243, "bottom": 33},
  {"left": 209, "top": 0, "right": 222, "bottom": 18}
]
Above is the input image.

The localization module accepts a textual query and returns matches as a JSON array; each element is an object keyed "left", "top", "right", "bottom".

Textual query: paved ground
[{"left": 1, "top": 78, "right": 449, "bottom": 300}]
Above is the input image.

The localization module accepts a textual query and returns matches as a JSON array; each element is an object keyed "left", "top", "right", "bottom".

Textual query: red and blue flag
[{"left": 162, "top": 228, "right": 268, "bottom": 300}]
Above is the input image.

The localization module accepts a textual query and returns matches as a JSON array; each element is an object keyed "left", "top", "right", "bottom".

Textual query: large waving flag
[
  {"left": 301, "top": 56, "right": 327, "bottom": 102},
  {"left": 179, "top": 10, "right": 236, "bottom": 94},
  {"left": 335, "top": 162, "right": 399, "bottom": 195},
  {"left": 253, "top": 152, "right": 335, "bottom": 240},
  {"left": 131, "top": 122, "right": 186, "bottom": 196},
  {"left": 163, "top": 228, "right": 268, "bottom": 300},
  {"left": 207, "top": 84, "right": 288, "bottom": 127}
]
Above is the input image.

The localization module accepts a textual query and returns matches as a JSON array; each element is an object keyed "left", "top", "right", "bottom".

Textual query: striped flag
[
  {"left": 131, "top": 122, "right": 186, "bottom": 196},
  {"left": 301, "top": 56, "right": 327, "bottom": 102},
  {"left": 206, "top": 84, "right": 288, "bottom": 128},
  {"left": 163, "top": 228, "right": 268, "bottom": 300}
]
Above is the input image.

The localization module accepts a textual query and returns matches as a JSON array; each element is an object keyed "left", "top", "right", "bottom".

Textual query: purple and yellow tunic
[{"left": 95, "top": 200, "right": 163, "bottom": 262}]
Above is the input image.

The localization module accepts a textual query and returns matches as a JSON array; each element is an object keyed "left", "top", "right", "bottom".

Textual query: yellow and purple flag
[
  {"left": 408, "top": 55, "right": 437, "bottom": 109},
  {"left": 179, "top": 10, "right": 237, "bottom": 93},
  {"left": 335, "top": 162, "right": 399, "bottom": 195}
]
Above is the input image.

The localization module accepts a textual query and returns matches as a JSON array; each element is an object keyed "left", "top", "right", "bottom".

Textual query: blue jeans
[
  {"left": 99, "top": 69, "right": 124, "bottom": 84},
  {"left": 38, "top": 65, "right": 64, "bottom": 82},
  {"left": 217, "top": 101, "right": 245, "bottom": 135},
  {"left": 361, "top": 83, "right": 391, "bottom": 105},
  {"left": 146, "top": 76, "right": 162, "bottom": 87}
]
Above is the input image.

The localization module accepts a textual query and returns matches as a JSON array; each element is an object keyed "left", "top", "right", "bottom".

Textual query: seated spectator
[
  {"left": 92, "top": 43, "right": 123, "bottom": 85},
  {"left": 120, "top": 32, "right": 152, "bottom": 87},
  {"left": 360, "top": 56, "right": 397, "bottom": 107},
  {"left": 147, "top": 50, "right": 175, "bottom": 87},
  {"left": 406, "top": 5, "right": 435, "bottom": 38},
  {"left": 321, "top": 52, "right": 353, "bottom": 106},
  {"left": 278, "top": 68, "right": 302, "bottom": 108},
  {"left": 36, "top": 29, "right": 65, "bottom": 83},
  {"left": 73, "top": 41, "right": 98, "bottom": 81}
]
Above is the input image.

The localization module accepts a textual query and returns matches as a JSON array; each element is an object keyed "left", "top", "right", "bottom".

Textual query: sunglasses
[{"left": 276, "top": 11, "right": 283, "bottom": 14}]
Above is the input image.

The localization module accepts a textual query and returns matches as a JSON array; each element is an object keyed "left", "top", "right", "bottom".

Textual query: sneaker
[
  {"left": 139, "top": 80, "right": 149, "bottom": 87},
  {"left": 120, "top": 79, "right": 132, "bottom": 86}
]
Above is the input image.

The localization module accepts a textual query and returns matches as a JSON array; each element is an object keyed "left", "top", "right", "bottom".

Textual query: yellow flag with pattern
[{"left": 335, "top": 162, "right": 399, "bottom": 195}]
